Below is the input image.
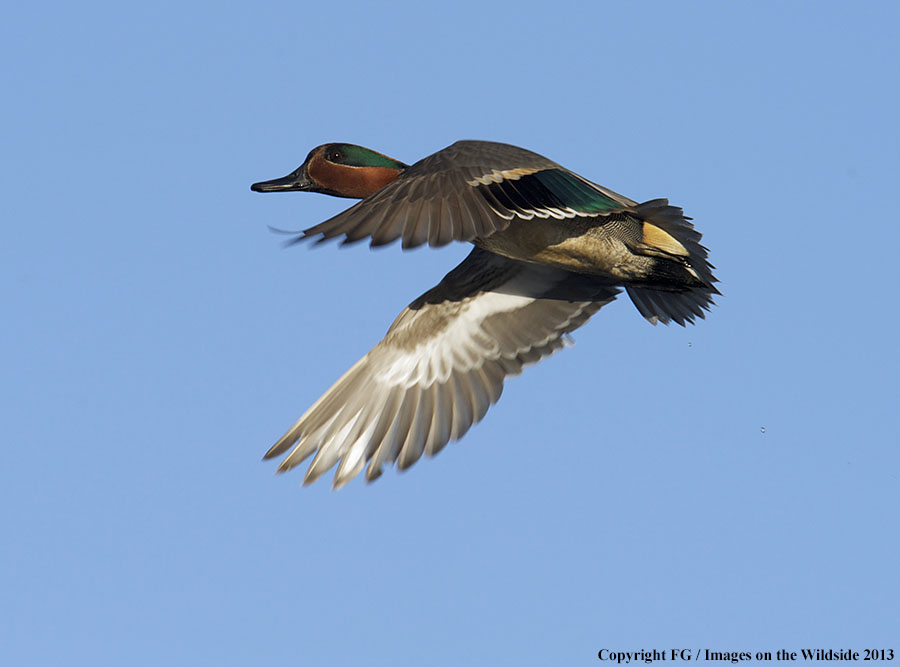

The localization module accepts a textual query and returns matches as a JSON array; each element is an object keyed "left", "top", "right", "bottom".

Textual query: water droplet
[
  {"left": 688, "top": 342, "right": 692, "bottom": 348},
  {"left": 760, "top": 426, "right": 766, "bottom": 434}
]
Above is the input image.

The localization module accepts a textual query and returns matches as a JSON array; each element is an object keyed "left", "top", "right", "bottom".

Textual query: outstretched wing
[
  {"left": 295, "top": 140, "right": 636, "bottom": 249},
  {"left": 265, "top": 248, "right": 620, "bottom": 487}
]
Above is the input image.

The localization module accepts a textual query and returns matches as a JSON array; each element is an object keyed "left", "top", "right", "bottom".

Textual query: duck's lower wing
[{"left": 265, "top": 248, "right": 620, "bottom": 488}]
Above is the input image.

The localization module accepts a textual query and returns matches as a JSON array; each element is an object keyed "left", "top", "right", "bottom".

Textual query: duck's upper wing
[
  {"left": 265, "top": 247, "right": 620, "bottom": 487},
  {"left": 295, "top": 140, "right": 638, "bottom": 249}
]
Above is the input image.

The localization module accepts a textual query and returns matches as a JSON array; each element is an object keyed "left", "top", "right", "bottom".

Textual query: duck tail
[{"left": 625, "top": 199, "right": 720, "bottom": 326}]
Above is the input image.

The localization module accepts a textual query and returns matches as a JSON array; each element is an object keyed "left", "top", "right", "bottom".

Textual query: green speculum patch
[
  {"left": 478, "top": 168, "right": 621, "bottom": 215},
  {"left": 532, "top": 169, "right": 620, "bottom": 213}
]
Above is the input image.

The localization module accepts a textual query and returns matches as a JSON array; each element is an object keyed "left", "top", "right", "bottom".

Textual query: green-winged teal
[{"left": 252, "top": 140, "right": 718, "bottom": 487}]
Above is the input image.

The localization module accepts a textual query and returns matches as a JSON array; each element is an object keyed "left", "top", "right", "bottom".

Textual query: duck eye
[{"left": 328, "top": 150, "right": 343, "bottom": 162}]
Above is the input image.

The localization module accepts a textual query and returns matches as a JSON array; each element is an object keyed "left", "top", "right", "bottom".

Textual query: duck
[{"left": 251, "top": 140, "right": 718, "bottom": 488}]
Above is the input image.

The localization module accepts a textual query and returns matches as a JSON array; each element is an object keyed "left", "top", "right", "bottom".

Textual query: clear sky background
[{"left": 2, "top": 2, "right": 898, "bottom": 665}]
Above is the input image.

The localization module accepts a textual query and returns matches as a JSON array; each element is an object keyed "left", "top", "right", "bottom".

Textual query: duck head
[{"left": 251, "top": 143, "right": 408, "bottom": 199}]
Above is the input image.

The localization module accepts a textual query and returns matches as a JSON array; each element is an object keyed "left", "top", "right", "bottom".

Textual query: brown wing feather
[{"left": 295, "top": 141, "right": 562, "bottom": 249}]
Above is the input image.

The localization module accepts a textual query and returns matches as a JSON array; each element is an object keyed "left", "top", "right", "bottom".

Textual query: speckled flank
[{"left": 476, "top": 216, "right": 653, "bottom": 280}]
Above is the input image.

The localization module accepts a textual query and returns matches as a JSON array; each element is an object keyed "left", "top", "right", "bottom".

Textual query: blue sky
[{"left": 2, "top": 1, "right": 898, "bottom": 665}]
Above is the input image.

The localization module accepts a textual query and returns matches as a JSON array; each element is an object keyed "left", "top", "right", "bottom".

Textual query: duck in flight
[{"left": 251, "top": 140, "right": 718, "bottom": 488}]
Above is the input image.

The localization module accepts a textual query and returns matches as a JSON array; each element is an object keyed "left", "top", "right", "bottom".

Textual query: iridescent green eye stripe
[
  {"left": 533, "top": 169, "right": 620, "bottom": 212},
  {"left": 337, "top": 144, "right": 407, "bottom": 169}
]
